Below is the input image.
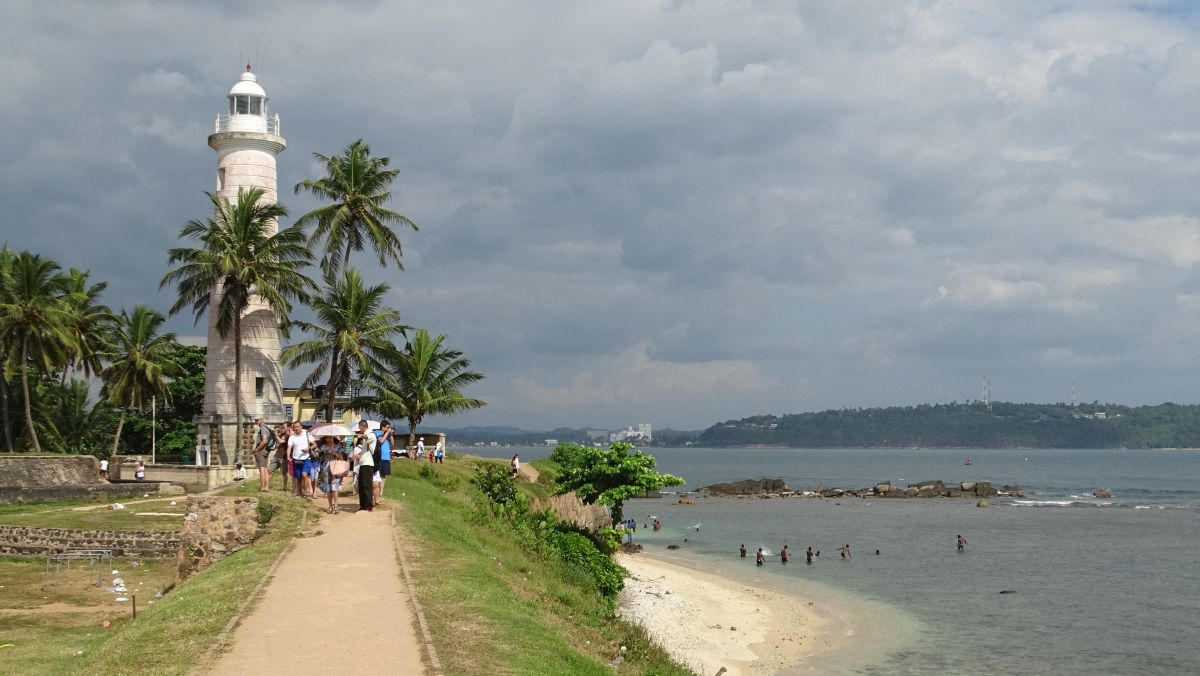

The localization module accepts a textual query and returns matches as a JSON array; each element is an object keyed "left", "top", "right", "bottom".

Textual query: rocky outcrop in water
[
  {"left": 697, "top": 479, "right": 790, "bottom": 495},
  {"left": 684, "top": 478, "right": 1024, "bottom": 500}
]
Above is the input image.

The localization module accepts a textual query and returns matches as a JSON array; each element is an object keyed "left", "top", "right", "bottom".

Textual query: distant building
[
  {"left": 610, "top": 423, "right": 653, "bottom": 443},
  {"left": 544, "top": 439, "right": 559, "bottom": 447},
  {"left": 281, "top": 385, "right": 361, "bottom": 424}
]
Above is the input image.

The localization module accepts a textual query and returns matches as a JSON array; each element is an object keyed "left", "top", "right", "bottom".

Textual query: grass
[
  {"left": 387, "top": 456, "right": 693, "bottom": 676},
  {"left": 0, "top": 494, "right": 186, "bottom": 532},
  {"left": 0, "top": 479, "right": 315, "bottom": 676}
]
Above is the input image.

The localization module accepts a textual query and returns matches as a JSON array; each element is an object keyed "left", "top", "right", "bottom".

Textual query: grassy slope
[
  {"left": 0, "top": 487, "right": 313, "bottom": 676},
  {"left": 388, "top": 456, "right": 693, "bottom": 676}
]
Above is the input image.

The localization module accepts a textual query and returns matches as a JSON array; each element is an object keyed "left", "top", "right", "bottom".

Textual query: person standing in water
[
  {"left": 755, "top": 547, "right": 765, "bottom": 566},
  {"left": 740, "top": 544, "right": 747, "bottom": 558},
  {"left": 957, "top": 534, "right": 967, "bottom": 552},
  {"left": 837, "top": 544, "right": 851, "bottom": 559},
  {"left": 780, "top": 545, "right": 789, "bottom": 564},
  {"left": 806, "top": 546, "right": 814, "bottom": 564}
]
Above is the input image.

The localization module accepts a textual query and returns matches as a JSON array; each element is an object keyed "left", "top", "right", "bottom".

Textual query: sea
[{"left": 473, "top": 446, "right": 1200, "bottom": 675}]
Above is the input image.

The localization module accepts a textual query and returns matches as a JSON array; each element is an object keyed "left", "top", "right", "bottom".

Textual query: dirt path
[
  {"left": 205, "top": 496, "right": 426, "bottom": 675},
  {"left": 519, "top": 462, "right": 540, "bottom": 483}
]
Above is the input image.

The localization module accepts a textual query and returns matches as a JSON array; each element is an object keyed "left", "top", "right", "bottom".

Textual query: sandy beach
[{"left": 617, "top": 552, "right": 852, "bottom": 676}]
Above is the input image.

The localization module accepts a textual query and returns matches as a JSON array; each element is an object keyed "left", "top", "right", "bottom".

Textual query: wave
[{"left": 1012, "top": 499, "right": 1191, "bottom": 509}]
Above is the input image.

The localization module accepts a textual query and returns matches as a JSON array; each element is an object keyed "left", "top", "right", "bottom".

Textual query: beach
[{"left": 617, "top": 552, "right": 849, "bottom": 676}]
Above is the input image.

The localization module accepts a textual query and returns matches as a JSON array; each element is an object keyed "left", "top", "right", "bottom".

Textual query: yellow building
[{"left": 281, "top": 386, "right": 362, "bottom": 424}]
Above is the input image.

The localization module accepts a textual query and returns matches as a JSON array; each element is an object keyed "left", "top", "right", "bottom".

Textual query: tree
[
  {"left": 0, "top": 245, "right": 15, "bottom": 450},
  {"left": 357, "top": 329, "right": 485, "bottom": 447},
  {"left": 293, "top": 139, "right": 418, "bottom": 275},
  {"left": 100, "top": 305, "right": 182, "bottom": 455},
  {"left": 123, "top": 345, "right": 206, "bottom": 458},
  {"left": 549, "top": 442, "right": 685, "bottom": 524},
  {"left": 59, "top": 268, "right": 114, "bottom": 385},
  {"left": 161, "top": 188, "right": 314, "bottom": 463},
  {"left": 0, "top": 252, "right": 73, "bottom": 451},
  {"left": 50, "top": 379, "right": 118, "bottom": 456},
  {"left": 281, "top": 269, "right": 408, "bottom": 422}
]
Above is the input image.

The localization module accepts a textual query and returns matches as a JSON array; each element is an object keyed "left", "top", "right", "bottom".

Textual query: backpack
[{"left": 259, "top": 425, "right": 277, "bottom": 450}]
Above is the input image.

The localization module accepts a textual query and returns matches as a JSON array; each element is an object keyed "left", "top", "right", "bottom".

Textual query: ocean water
[{"left": 477, "top": 446, "right": 1200, "bottom": 675}]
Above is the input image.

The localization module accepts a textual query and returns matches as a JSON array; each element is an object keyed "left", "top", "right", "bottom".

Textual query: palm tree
[
  {"left": 0, "top": 245, "right": 15, "bottom": 450},
  {"left": 100, "top": 305, "right": 182, "bottom": 455},
  {"left": 161, "top": 188, "right": 314, "bottom": 463},
  {"left": 0, "top": 252, "right": 73, "bottom": 451},
  {"left": 293, "top": 139, "right": 418, "bottom": 275},
  {"left": 281, "top": 269, "right": 408, "bottom": 422},
  {"left": 358, "top": 329, "right": 486, "bottom": 447},
  {"left": 50, "top": 379, "right": 115, "bottom": 455},
  {"left": 59, "top": 268, "right": 114, "bottom": 385}
]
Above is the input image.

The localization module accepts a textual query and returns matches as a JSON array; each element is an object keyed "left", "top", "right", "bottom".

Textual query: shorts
[
  {"left": 302, "top": 460, "right": 316, "bottom": 477},
  {"left": 378, "top": 460, "right": 391, "bottom": 478},
  {"left": 255, "top": 451, "right": 270, "bottom": 468},
  {"left": 292, "top": 459, "right": 306, "bottom": 478},
  {"left": 372, "top": 471, "right": 382, "bottom": 484}
]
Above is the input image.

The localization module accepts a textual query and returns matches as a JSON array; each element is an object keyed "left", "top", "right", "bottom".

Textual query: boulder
[
  {"left": 821, "top": 488, "right": 845, "bottom": 498},
  {"left": 1093, "top": 489, "right": 1112, "bottom": 499},
  {"left": 873, "top": 481, "right": 893, "bottom": 495},
  {"left": 697, "top": 479, "right": 791, "bottom": 496},
  {"left": 976, "top": 499, "right": 988, "bottom": 508},
  {"left": 677, "top": 497, "right": 694, "bottom": 505},
  {"left": 904, "top": 487, "right": 920, "bottom": 496},
  {"left": 974, "top": 481, "right": 993, "bottom": 497},
  {"left": 960, "top": 481, "right": 976, "bottom": 492},
  {"left": 1001, "top": 485, "right": 1026, "bottom": 498}
]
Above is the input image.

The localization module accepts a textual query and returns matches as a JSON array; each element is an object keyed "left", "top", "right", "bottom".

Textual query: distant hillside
[{"left": 698, "top": 402, "right": 1200, "bottom": 449}]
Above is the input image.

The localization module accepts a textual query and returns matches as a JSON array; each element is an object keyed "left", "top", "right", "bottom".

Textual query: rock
[
  {"left": 904, "top": 487, "right": 919, "bottom": 496},
  {"left": 730, "top": 626, "right": 737, "bottom": 631},
  {"left": 821, "top": 488, "right": 845, "bottom": 498},
  {"left": 698, "top": 479, "right": 791, "bottom": 496},
  {"left": 677, "top": 497, "right": 694, "bottom": 505},
  {"left": 998, "top": 590, "right": 1017, "bottom": 594},
  {"left": 974, "top": 481, "right": 993, "bottom": 497},
  {"left": 976, "top": 499, "right": 988, "bottom": 508},
  {"left": 873, "top": 481, "right": 893, "bottom": 495},
  {"left": 1001, "top": 485, "right": 1026, "bottom": 498},
  {"left": 1093, "top": 489, "right": 1112, "bottom": 499},
  {"left": 960, "top": 481, "right": 976, "bottom": 491},
  {"left": 666, "top": 544, "right": 680, "bottom": 550}
]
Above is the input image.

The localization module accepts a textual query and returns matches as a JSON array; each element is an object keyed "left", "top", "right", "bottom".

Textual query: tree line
[
  {"left": 1, "top": 139, "right": 485, "bottom": 458},
  {"left": 697, "top": 401, "right": 1200, "bottom": 448}
]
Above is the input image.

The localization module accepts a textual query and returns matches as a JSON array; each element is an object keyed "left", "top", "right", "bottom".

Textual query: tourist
[
  {"left": 416, "top": 436, "right": 425, "bottom": 461},
  {"left": 957, "top": 534, "right": 967, "bottom": 552},
  {"left": 837, "top": 544, "right": 852, "bottom": 560},
  {"left": 134, "top": 458, "right": 145, "bottom": 481},
  {"left": 288, "top": 421, "right": 315, "bottom": 498},
  {"left": 756, "top": 547, "right": 765, "bottom": 566},
  {"left": 320, "top": 440, "right": 348, "bottom": 515},
  {"left": 653, "top": 519, "right": 662, "bottom": 532},
  {"left": 252, "top": 416, "right": 276, "bottom": 493},
  {"left": 781, "top": 545, "right": 789, "bottom": 564},
  {"left": 434, "top": 440, "right": 445, "bottom": 463},
  {"left": 511, "top": 452, "right": 520, "bottom": 478},
  {"left": 352, "top": 419, "right": 377, "bottom": 512},
  {"left": 375, "top": 420, "right": 392, "bottom": 499},
  {"left": 740, "top": 544, "right": 747, "bottom": 558},
  {"left": 275, "top": 424, "right": 292, "bottom": 492},
  {"left": 806, "top": 546, "right": 814, "bottom": 564},
  {"left": 99, "top": 457, "right": 108, "bottom": 479}
]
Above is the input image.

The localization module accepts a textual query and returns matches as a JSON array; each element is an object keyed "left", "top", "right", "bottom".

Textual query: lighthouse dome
[
  {"left": 225, "top": 65, "right": 271, "bottom": 123},
  {"left": 229, "top": 69, "right": 267, "bottom": 98}
]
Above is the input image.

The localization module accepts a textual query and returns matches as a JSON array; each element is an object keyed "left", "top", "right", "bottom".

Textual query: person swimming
[
  {"left": 837, "top": 544, "right": 851, "bottom": 560},
  {"left": 740, "top": 544, "right": 747, "bottom": 558},
  {"left": 957, "top": 534, "right": 967, "bottom": 552}
]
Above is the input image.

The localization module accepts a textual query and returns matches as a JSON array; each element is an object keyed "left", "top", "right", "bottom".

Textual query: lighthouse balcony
[{"left": 215, "top": 112, "right": 281, "bottom": 135}]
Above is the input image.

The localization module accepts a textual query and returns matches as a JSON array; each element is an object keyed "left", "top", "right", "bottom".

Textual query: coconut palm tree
[
  {"left": 100, "top": 305, "right": 182, "bottom": 455},
  {"left": 281, "top": 269, "right": 408, "bottom": 422},
  {"left": 358, "top": 329, "right": 486, "bottom": 447},
  {"left": 161, "top": 188, "right": 314, "bottom": 462},
  {"left": 0, "top": 252, "right": 73, "bottom": 451},
  {"left": 59, "top": 268, "right": 114, "bottom": 385},
  {"left": 293, "top": 139, "right": 418, "bottom": 275},
  {"left": 0, "top": 245, "right": 15, "bottom": 450}
]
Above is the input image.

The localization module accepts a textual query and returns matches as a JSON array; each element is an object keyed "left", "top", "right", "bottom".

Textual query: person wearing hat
[
  {"left": 252, "top": 416, "right": 276, "bottom": 492},
  {"left": 416, "top": 436, "right": 425, "bottom": 461}
]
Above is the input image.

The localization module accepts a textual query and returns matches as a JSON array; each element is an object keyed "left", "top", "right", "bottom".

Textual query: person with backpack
[{"left": 253, "top": 416, "right": 277, "bottom": 493}]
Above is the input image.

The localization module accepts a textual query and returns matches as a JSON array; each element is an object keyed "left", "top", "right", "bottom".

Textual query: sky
[{"left": 4, "top": 1, "right": 1200, "bottom": 430}]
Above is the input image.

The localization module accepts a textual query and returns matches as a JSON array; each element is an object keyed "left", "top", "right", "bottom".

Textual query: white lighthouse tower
[{"left": 195, "top": 65, "right": 287, "bottom": 466}]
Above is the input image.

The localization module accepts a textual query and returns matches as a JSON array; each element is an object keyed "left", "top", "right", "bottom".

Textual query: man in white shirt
[
  {"left": 288, "top": 421, "right": 315, "bottom": 497},
  {"left": 416, "top": 436, "right": 425, "bottom": 460},
  {"left": 99, "top": 458, "right": 109, "bottom": 479},
  {"left": 352, "top": 419, "right": 377, "bottom": 512}
]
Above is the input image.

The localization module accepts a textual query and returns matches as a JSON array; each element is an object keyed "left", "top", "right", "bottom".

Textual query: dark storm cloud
[{"left": 5, "top": 1, "right": 1200, "bottom": 429}]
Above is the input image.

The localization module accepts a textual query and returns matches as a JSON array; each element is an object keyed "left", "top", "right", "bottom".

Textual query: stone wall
[
  {"left": 0, "top": 524, "right": 182, "bottom": 558},
  {"left": 178, "top": 496, "right": 260, "bottom": 578},
  {"left": 0, "top": 455, "right": 100, "bottom": 488}
]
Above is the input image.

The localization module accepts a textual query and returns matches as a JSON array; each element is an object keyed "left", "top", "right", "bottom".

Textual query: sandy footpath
[
  {"left": 617, "top": 553, "right": 839, "bottom": 676},
  {"left": 205, "top": 497, "right": 425, "bottom": 675}
]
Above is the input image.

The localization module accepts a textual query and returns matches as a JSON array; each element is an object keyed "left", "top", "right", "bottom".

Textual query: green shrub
[
  {"left": 545, "top": 528, "right": 626, "bottom": 602},
  {"left": 472, "top": 462, "right": 518, "bottom": 505},
  {"left": 419, "top": 464, "right": 461, "bottom": 490},
  {"left": 256, "top": 501, "right": 280, "bottom": 525}
]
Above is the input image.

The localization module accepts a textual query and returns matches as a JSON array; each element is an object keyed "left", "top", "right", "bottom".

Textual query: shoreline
[{"left": 616, "top": 552, "right": 857, "bottom": 675}]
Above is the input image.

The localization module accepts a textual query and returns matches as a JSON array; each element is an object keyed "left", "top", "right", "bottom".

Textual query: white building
[{"left": 194, "top": 66, "right": 288, "bottom": 465}]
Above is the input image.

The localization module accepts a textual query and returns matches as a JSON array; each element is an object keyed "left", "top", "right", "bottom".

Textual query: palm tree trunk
[
  {"left": 342, "top": 243, "right": 352, "bottom": 274},
  {"left": 111, "top": 408, "right": 126, "bottom": 456},
  {"left": 233, "top": 315, "right": 243, "bottom": 466},
  {"left": 20, "top": 335, "right": 40, "bottom": 452},
  {"left": 0, "top": 373, "right": 13, "bottom": 451},
  {"left": 408, "top": 418, "right": 419, "bottom": 448},
  {"left": 324, "top": 347, "right": 341, "bottom": 422}
]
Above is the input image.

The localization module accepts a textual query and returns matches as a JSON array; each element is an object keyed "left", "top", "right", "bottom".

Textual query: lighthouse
[{"left": 195, "top": 65, "right": 287, "bottom": 466}]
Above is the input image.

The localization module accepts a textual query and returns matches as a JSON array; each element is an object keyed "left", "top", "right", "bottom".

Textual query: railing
[{"left": 213, "top": 113, "right": 281, "bottom": 135}]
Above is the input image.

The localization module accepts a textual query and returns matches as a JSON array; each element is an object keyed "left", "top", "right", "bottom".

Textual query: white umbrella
[{"left": 309, "top": 423, "right": 355, "bottom": 437}]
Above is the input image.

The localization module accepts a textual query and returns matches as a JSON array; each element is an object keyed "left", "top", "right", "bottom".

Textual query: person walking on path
[
  {"left": 957, "top": 534, "right": 967, "bottom": 552},
  {"left": 375, "top": 420, "right": 392, "bottom": 501},
  {"left": 252, "top": 416, "right": 276, "bottom": 493},
  {"left": 275, "top": 424, "right": 292, "bottom": 492},
  {"left": 510, "top": 453, "right": 520, "bottom": 478},
  {"left": 288, "top": 421, "right": 315, "bottom": 498},
  {"left": 352, "top": 419, "right": 377, "bottom": 512}
]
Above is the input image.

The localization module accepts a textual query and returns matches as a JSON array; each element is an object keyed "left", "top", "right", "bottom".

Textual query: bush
[
  {"left": 472, "top": 462, "right": 518, "bottom": 505},
  {"left": 419, "top": 464, "right": 461, "bottom": 491},
  {"left": 256, "top": 501, "right": 280, "bottom": 525},
  {"left": 544, "top": 528, "right": 626, "bottom": 602}
]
